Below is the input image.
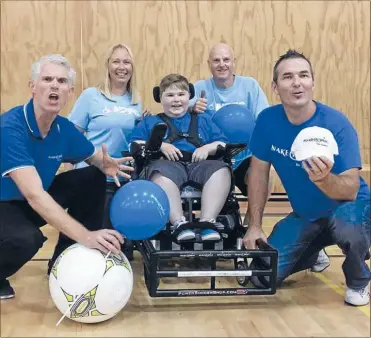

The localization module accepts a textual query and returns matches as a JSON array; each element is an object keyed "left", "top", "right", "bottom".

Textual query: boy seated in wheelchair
[{"left": 130, "top": 74, "right": 232, "bottom": 242}]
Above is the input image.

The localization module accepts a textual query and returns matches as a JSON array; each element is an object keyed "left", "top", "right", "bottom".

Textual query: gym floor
[{"left": 1, "top": 201, "right": 370, "bottom": 337}]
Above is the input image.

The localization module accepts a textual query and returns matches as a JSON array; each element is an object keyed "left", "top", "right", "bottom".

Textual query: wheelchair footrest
[
  {"left": 173, "top": 235, "right": 221, "bottom": 245},
  {"left": 172, "top": 221, "right": 221, "bottom": 244}
]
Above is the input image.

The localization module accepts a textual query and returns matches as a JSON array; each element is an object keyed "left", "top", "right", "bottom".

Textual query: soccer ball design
[{"left": 49, "top": 244, "right": 133, "bottom": 323}]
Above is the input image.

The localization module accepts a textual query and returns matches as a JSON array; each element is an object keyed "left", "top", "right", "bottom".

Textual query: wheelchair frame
[
  {"left": 135, "top": 237, "right": 278, "bottom": 297},
  {"left": 128, "top": 124, "right": 278, "bottom": 298}
]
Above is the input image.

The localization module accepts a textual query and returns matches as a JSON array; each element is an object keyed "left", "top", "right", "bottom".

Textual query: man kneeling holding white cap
[{"left": 243, "top": 49, "right": 370, "bottom": 306}]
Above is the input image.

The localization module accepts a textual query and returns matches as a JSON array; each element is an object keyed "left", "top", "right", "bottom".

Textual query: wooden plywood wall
[{"left": 1, "top": 0, "right": 370, "bottom": 173}]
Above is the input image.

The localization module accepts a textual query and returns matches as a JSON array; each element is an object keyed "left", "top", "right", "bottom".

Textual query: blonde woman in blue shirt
[{"left": 67, "top": 44, "right": 144, "bottom": 258}]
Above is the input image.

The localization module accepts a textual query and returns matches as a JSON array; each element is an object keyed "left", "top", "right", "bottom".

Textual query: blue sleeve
[
  {"left": 130, "top": 117, "right": 151, "bottom": 142},
  {"left": 62, "top": 120, "right": 95, "bottom": 164},
  {"left": 250, "top": 79, "right": 270, "bottom": 120},
  {"left": 249, "top": 112, "right": 271, "bottom": 162},
  {"left": 1, "top": 123, "right": 34, "bottom": 176},
  {"left": 68, "top": 89, "right": 93, "bottom": 130},
  {"left": 333, "top": 123, "right": 362, "bottom": 174}
]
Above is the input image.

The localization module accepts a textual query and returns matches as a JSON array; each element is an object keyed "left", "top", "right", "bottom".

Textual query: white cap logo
[{"left": 291, "top": 126, "right": 339, "bottom": 163}]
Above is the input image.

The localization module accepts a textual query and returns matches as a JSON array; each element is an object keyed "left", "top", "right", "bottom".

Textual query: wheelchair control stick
[{"left": 145, "top": 123, "right": 167, "bottom": 152}]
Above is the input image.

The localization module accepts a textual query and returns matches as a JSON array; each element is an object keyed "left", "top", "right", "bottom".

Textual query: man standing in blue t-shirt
[
  {"left": 190, "top": 43, "right": 270, "bottom": 196},
  {"left": 243, "top": 49, "right": 370, "bottom": 306},
  {"left": 0, "top": 55, "right": 134, "bottom": 300}
]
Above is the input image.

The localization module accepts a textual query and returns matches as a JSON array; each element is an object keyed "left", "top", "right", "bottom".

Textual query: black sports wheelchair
[{"left": 124, "top": 85, "right": 277, "bottom": 298}]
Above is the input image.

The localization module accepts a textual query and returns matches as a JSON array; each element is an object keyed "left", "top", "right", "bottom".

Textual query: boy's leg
[
  {"left": 0, "top": 202, "right": 48, "bottom": 298},
  {"left": 47, "top": 166, "right": 106, "bottom": 268},
  {"left": 199, "top": 167, "right": 231, "bottom": 220},
  {"left": 146, "top": 160, "right": 194, "bottom": 241},
  {"left": 189, "top": 160, "right": 231, "bottom": 240},
  {"left": 329, "top": 200, "right": 370, "bottom": 305},
  {"left": 147, "top": 160, "right": 186, "bottom": 224}
]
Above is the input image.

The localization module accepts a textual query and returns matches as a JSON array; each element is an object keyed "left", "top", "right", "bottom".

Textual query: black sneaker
[{"left": 0, "top": 280, "right": 15, "bottom": 300}]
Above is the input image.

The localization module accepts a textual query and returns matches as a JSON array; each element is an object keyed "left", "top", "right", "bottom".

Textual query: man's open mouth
[{"left": 49, "top": 93, "right": 59, "bottom": 101}]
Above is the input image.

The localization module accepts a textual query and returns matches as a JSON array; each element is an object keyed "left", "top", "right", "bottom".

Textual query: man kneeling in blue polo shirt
[
  {"left": 242, "top": 50, "right": 370, "bottom": 306},
  {"left": 130, "top": 74, "right": 231, "bottom": 242},
  {"left": 0, "top": 54, "right": 134, "bottom": 300}
]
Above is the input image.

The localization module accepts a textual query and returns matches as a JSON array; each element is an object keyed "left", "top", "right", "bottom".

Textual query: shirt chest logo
[
  {"left": 271, "top": 144, "right": 302, "bottom": 167},
  {"left": 48, "top": 154, "right": 63, "bottom": 162},
  {"left": 102, "top": 106, "right": 139, "bottom": 116}
]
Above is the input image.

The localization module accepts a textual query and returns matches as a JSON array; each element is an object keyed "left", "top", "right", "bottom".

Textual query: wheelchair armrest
[
  {"left": 226, "top": 143, "right": 247, "bottom": 157},
  {"left": 127, "top": 123, "right": 168, "bottom": 159},
  {"left": 124, "top": 123, "right": 168, "bottom": 175},
  {"left": 145, "top": 122, "right": 167, "bottom": 151},
  {"left": 127, "top": 142, "right": 145, "bottom": 158},
  {"left": 212, "top": 143, "right": 247, "bottom": 161}
]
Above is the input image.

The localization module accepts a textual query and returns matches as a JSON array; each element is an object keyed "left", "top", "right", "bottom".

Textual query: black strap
[
  {"left": 158, "top": 113, "right": 204, "bottom": 148},
  {"left": 187, "top": 112, "right": 203, "bottom": 148},
  {"left": 158, "top": 113, "right": 182, "bottom": 143}
]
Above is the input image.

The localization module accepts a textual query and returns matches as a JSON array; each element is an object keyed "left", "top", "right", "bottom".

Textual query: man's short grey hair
[{"left": 31, "top": 54, "right": 76, "bottom": 84}]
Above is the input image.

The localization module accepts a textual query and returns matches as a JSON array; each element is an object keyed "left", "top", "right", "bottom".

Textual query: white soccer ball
[{"left": 49, "top": 243, "right": 133, "bottom": 323}]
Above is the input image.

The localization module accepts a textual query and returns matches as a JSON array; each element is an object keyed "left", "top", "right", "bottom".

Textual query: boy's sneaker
[
  {"left": 0, "top": 280, "right": 15, "bottom": 300},
  {"left": 177, "top": 229, "right": 196, "bottom": 241},
  {"left": 200, "top": 229, "right": 221, "bottom": 241},
  {"left": 199, "top": 218, "right": 222, "bottom": 241},
  {"left": 172, "top": 217, "right": 196, "bottom": 241},
  {"left": 311, "top": 249, "right": 330, "bottom": 273},
  {"left": 345, "top": 285, "right": 370, "bottom": 306}
]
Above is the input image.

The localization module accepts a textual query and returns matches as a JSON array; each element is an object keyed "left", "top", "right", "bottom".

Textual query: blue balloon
[
  {"left": 110, "top": 180, "right": 170, "bottom": 240},
  {"left": 212, "top": 104, "right": 256, "bottom": 144}
]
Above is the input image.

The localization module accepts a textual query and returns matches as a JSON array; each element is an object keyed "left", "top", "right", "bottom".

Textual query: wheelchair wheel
[
  {"left": 143, "top": 263, "right": 160, "bottom": 289},
  {"left": 235, "top": 259, "right": 250, "bottom": 286}
]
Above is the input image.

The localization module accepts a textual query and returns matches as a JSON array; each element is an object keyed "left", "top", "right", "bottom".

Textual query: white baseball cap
[{"left": 291, "top": 126, "right": 339, "bottom": 163}]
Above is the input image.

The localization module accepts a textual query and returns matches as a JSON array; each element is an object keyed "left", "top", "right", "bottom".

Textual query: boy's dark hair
[
  {"left": 273, "top": 49, "right": 314, "bottom": 82},
  {"left": 159, "top": 74, "right": 190, "bottom": 98}
]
